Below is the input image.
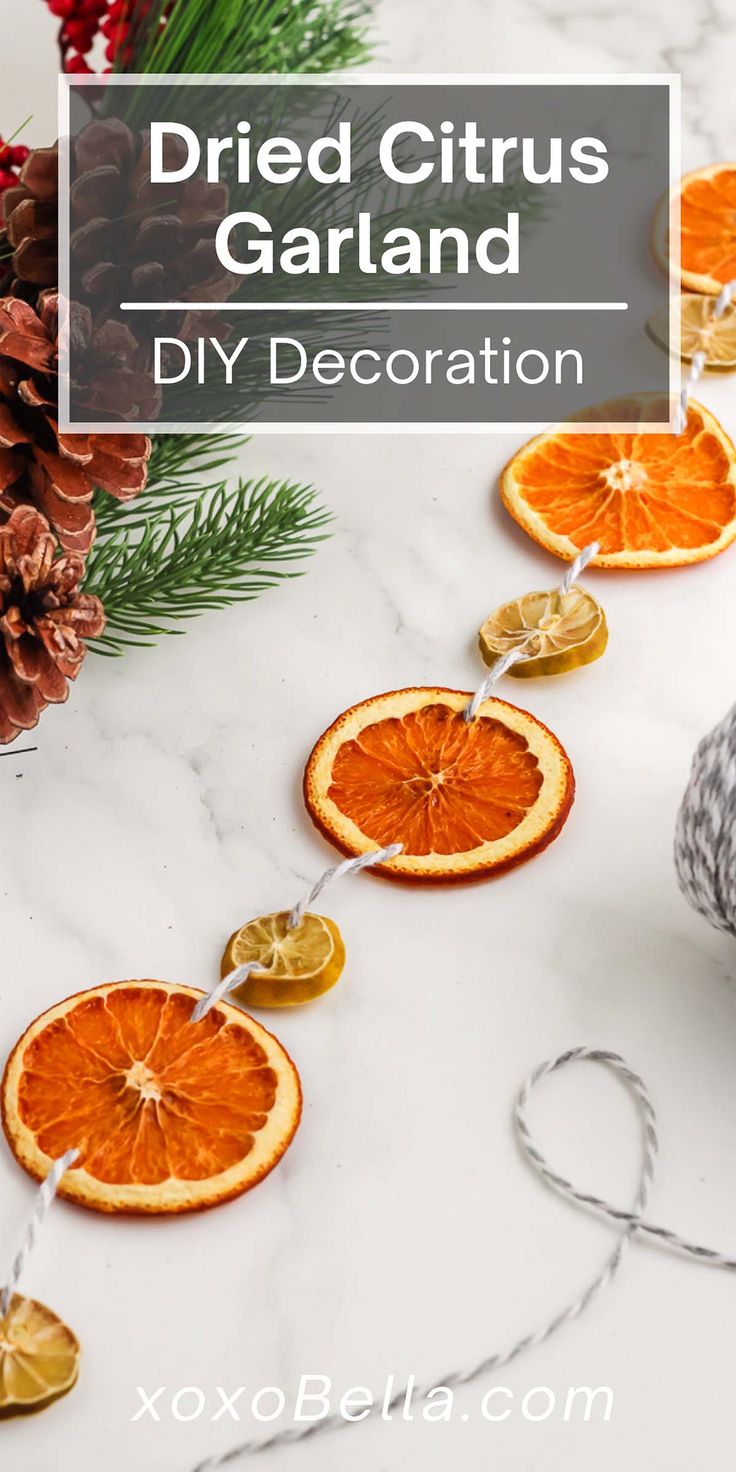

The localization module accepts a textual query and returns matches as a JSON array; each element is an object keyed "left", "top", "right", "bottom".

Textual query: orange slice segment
[
  {"left": 0, "top": 1295, "right": 80, "bottom": 1418},
  {"left": 303, "top": 687, "right": 574, "bottom": 884},
  {"left": 653, "top": 163, "right": 736, "bottom": 294},
  {"left": 500, "top": 399, "right": 736, "bottom": 569},
  {"left": 1, "top": 981, "right": 302, "bottom": 1215}
]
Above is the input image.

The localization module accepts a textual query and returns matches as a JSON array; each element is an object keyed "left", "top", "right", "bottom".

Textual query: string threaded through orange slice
[
  {"left": 1, "top": 981, "right": 302, "bottom": 1215},
  {"left": 647, "top": 294, "right": 736, "bottom": 370},
  {"left": 500, "top": 399, "right": 736, "bottom": 569},
  {"left": 653, "top": 163, "right": 736, "bottom": 294},
  {"left": 304, "top": 687, "right": 574, "bottom": 884}
]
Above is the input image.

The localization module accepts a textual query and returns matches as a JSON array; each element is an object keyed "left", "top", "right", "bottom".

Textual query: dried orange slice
[
  {"left": 647, "top": 294, "right": 736, "bottom": 370},
  {"left": 500, "top": 399, "right": 736, "bottom": 569},
  {"left": 479, "top": 586, "right": 607, "bottom": 677},
  {"left": 1, "top": 981, "right": 302, "bottom": 1215},
  {"left": 0, "top": 1294, "right": 80, "bottom": 1418},
  {"left": 653, "top": 163, "right": 736, "bottom": 294},
  {"left": 222, "top": 912, "right": 346, "bottom": 1007},
  {"left": 304, "top": 687, "right": 574, "bottom": 884}
]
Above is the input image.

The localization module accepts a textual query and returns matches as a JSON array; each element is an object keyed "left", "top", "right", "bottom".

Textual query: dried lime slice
[
  {"left": 647, "top": 294, "right": 736, "bottom": 370},
  {"left": 0, "top": 1294, "right": 79, "bottom": 1418},
  {"left": 479, "top": 586, "right": 607, "bottom": 678},
  {"left": 222, "top": 911, "right": 346, "bottom": 1007}
]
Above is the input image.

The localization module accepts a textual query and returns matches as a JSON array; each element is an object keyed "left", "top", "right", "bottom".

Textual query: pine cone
[
  {"left": 0, "top": 504, "right": 105, "bottom": 744},
  {"left": 70, "top": 300, "right": 162, "bottom": 422},
  {"left": 1, "top": 145, "right": 57, "bottom": 287},
  {"left": 0, "top": 293, "right": 150, "bottom": 555},
  {"left": 4, "top": 120, "right": 234, "bottom": 329}
]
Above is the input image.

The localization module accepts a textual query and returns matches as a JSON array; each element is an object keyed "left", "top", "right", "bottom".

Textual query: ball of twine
[{"left": 675, "top": 702, "right": 736, "bottom": 937}]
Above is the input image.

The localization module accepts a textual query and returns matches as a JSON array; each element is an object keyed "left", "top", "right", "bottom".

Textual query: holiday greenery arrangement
[{"left": 0, "top": 0, "right": 374, "bottom": 746}]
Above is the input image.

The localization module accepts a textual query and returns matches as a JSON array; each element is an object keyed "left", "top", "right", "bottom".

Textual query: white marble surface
[{"left": 3, "top": 4, "right": 736, "bottom": 1471}]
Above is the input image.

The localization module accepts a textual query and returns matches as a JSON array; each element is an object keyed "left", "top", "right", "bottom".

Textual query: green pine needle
[
  {"left": 126, "top": 0, "right": 372, "bottom": 77},
  {"left": 92, "top": 432, "right": 248, "bottom": 538},
  {"left": 83, "top": 477, "right": 331, "bottom": 656}
]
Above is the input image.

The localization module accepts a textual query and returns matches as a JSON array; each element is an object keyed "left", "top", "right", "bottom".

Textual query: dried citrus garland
[{"left": 3, "top": 166, "right": 736, "bottom": 1434}]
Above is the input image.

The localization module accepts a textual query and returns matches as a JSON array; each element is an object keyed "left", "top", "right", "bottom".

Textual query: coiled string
[{"left": 190, "top": 1047, "right": 736, "bottom": 1471}]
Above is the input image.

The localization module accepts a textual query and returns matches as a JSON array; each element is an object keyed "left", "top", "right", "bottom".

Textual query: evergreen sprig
[
  {"left": 125, "top": 0, "right": 372, "bottom": 77},
  {"left": 83, "top": 477, "right": 331, "bottom": 655},
  {"left": 91, "top": 432, "right": 247, "bottom": 536},
  {"left": 81, "top": 0, "right": 364, "bottom": 649}
]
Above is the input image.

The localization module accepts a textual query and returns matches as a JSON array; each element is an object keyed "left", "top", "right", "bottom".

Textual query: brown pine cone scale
[
  {"left": 0, "top": 294, "right": 150, "bottom": 554},
  {"left": 0, "top": 504, "right": 105, "bottom": 744}
]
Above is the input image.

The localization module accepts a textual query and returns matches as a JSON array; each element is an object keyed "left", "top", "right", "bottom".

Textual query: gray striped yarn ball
[{"left": 674, "top": 703, "right": 736, "bottom": 937}]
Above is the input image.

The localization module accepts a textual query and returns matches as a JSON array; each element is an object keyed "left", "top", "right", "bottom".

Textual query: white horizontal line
[{"left": 120, "top": 301, "right": 628, "bottom": 312}]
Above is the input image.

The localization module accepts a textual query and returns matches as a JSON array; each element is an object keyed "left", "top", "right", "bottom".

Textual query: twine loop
[{"left": 189, "top": 1046, "right": 736, "bottom": 1469}]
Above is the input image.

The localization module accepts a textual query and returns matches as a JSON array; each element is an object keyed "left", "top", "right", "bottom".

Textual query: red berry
[
  {"left": 10, "top": 145, "right": 30, "bottom": 167},
  {"left": 48, "top": 0, "right": 76, "bottom": 16},
  {"left": 102, "top": 17, "right": 128, "bottom": 38},
  {"left": 0, "top": 168, "right": 18, "bottom": 191},
  {"left": 65, "top": 18, "right": 96, "bottom": 46},
  {"left": 66, "top": 53, "right": 93, "bottom": 72}
]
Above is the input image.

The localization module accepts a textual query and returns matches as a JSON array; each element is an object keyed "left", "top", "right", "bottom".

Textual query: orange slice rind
[
  {"left": 1, "top": 981, "right": 302, "bottom": 1215},
  {"left": 0, "top": 1294, "right": 79, "bottom": 1418},
  {"left": 304, "top": 687, "right": 574, "bottom": 884},
  {"left": 653, "top": 163, "right": 736, "bottom": 295},
  {"left": 500, "top": 399, "right": 736, "bottom": 569},
  {"left": 479, "top": 586, "right": 608, "bottom": 677},
  {"left": 222, "top": 912, "right": 346, "bottom": 1007}
]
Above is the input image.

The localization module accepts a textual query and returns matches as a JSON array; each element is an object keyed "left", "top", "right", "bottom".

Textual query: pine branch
[
  {"left": 125, "top": 0, "right": 372, "bottom": 78},
  {"left": 83, "top": 476, "right": 331, "bottom": 655},
  {"left": 92, "top": 432, "right": 248, "bottom": 537},
  {"left": 146, "top": 432, "right": 247, "bottom": 486}
]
